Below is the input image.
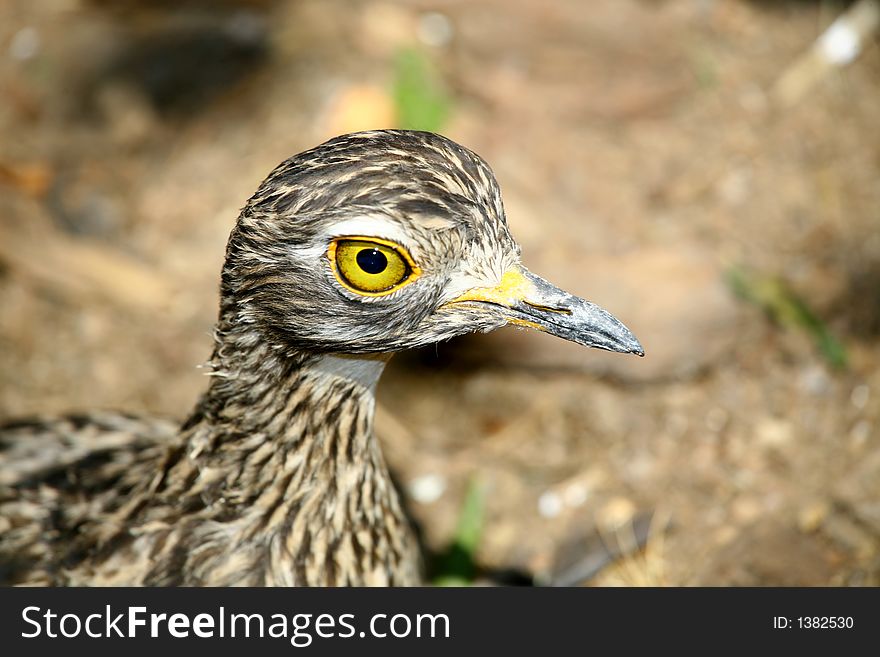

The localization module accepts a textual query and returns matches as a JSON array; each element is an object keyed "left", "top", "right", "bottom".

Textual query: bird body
[
  {"left": 1, "top": 340, "right": 418, "bottom": 586},
  {"left": 0, "top": 131, "right": 641, "bottom": 586}
]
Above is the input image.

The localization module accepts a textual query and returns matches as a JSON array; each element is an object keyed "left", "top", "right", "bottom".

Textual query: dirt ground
[{"left": 1, "top": 0, "right": 879, "bottom": 585}]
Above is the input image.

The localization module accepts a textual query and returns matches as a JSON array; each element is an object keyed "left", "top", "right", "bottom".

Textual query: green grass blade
[
  {"left": 726, "top": 266, "right": 848, "bottom": 369},
  {"left": 432, "top": 477, "right": 486, "bottom": 586},
  {"left": 392, "top": 48, "right": 451, "bottom": 133}
]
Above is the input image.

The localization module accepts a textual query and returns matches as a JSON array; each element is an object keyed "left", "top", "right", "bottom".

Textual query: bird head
[{"left": 221, "top": 130, "right": 643, "bottom": 358}]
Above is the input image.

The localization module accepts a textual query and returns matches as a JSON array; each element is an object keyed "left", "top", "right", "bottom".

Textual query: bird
[{"left": 0, "top": 130, "right": 643, "bottom": 586}]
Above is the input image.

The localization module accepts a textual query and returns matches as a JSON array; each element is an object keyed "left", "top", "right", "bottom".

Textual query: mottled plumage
[{"left": 0, "top": 130, "right": 642, "bottom": 586}]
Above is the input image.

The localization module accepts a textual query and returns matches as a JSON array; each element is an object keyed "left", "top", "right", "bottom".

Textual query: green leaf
[
  {"left": 726, "top": 266, "right": 848, "bottom": 369},
  {"left": 431, "top": 477, "right": 485, "bottom": 585},
  {"left": 392, "top": 48, "right": 451, "bottom": 132}
]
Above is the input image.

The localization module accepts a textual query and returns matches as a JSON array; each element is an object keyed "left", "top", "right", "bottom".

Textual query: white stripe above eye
[
  {"left": 325, "top": 216, "right": 413, "bottom": 246},
  {"left": 286, "top": 216, "right": 417, "bottom": 266}
]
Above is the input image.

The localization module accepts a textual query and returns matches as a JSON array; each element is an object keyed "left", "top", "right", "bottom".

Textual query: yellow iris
[{"left": 329, "top": 238, "right": 418, "bottom": 295}]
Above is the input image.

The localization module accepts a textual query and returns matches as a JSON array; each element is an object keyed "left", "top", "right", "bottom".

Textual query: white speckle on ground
[
  {"left": 537, "top": 490, "right": 563, "bottom": 518},
  {"left": 9, "top": 27, "right": 40, "bottom": 61},
  {"left": 562, "top": 482, "right": 589, "bottom": 508},
  {"left": 408, "top": 473, "right": 447, "bottom": 504},
  {"left": 418, "top": 12, "right": 454, "bottom": 47},
  {"left": 818, "top": 21, "right": 861, "bottom": 65},
  {"left": 851, "top": 384, "right": 870, "bottom": 410}
]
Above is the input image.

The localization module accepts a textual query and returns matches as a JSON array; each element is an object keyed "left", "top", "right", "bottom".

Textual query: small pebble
[
  {"left": 848, "top": 420, "right": 871, "bottom": 449},
  {"left": 850, "top": 384, "right": 869, "bottom": 410},
  {"left": 798, "top": 501, "right": 830, "bottom": 534},
  {"left": 819, "top": 20, "right": 861, "bottom": 65},
  {"left": 799, "top": 365, "right": 831, "bottom": 396},
  {"left": 732, "top": 496, "right": 761, "bottom": 524},
  {"left": 597, "top": 497, "right": 636, "bottom": 530},
  {"left": 9, "top": 27, "right": 40, "bottom": 61},
  {"left": 537, "top": 490, "right": 562, "bottom": 518},
  {"left": 756, "top": 417, "right": 793, "bottom": 447},
  {"left": 417, "top": 12, "right": 454, "bottom": 47},
  {"left": 408, "top": 473, "right": 446, "bottom": 504},
  {"left": 705, "top": 408, "right": 728, "bottom": 433},
  {"left": 562, "top": 482, "right": 588, "bottom": 508},
  {"left": 716, "top": 168, "right": 750, "bottom": 207}
]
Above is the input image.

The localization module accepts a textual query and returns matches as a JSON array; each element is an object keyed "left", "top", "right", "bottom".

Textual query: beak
[{"left": 447, "top": 264, "right": 644, "bottom": 356}]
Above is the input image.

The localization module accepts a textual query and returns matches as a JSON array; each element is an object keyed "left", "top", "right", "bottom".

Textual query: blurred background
[{"left": 1, "top": 0, "right": 879, "bottom": 585}]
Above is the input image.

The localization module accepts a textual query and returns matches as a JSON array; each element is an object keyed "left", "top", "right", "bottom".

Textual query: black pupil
[{"left": 356, "top": 248, "right": 388, "bottom": 274}]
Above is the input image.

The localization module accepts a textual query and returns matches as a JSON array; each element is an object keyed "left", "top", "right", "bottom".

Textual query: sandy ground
[{"left": 1, "top": 0, "right": 879, "bottom": 585}]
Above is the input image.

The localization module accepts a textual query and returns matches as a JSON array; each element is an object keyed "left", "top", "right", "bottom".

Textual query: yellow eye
[{"left": 329, "top": 238, "right": 419, "bottom": 296}]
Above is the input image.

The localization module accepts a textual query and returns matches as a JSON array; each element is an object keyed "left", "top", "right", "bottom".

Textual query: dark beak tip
[
  {"left": 629, "top": 337, "right": 645, "bottom": 357},
  {"left": 615, "top": 330, "right": 643, "bottom": 357},
  {"left": 623, "top": 344, "right": 645, "bottom": 358}
]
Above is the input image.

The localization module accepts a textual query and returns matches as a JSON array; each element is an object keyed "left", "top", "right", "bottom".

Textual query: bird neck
[
  {"left": 169, "top": 322, "right": 421, "bottom": 585},
  {"left": 194, "top": 339, "right": 389, "bottom": 455}
]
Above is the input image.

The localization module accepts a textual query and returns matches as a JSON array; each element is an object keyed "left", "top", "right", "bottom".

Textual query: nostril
[{"left": 522, "top": 300, "right": 572, "bottom": 315}]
